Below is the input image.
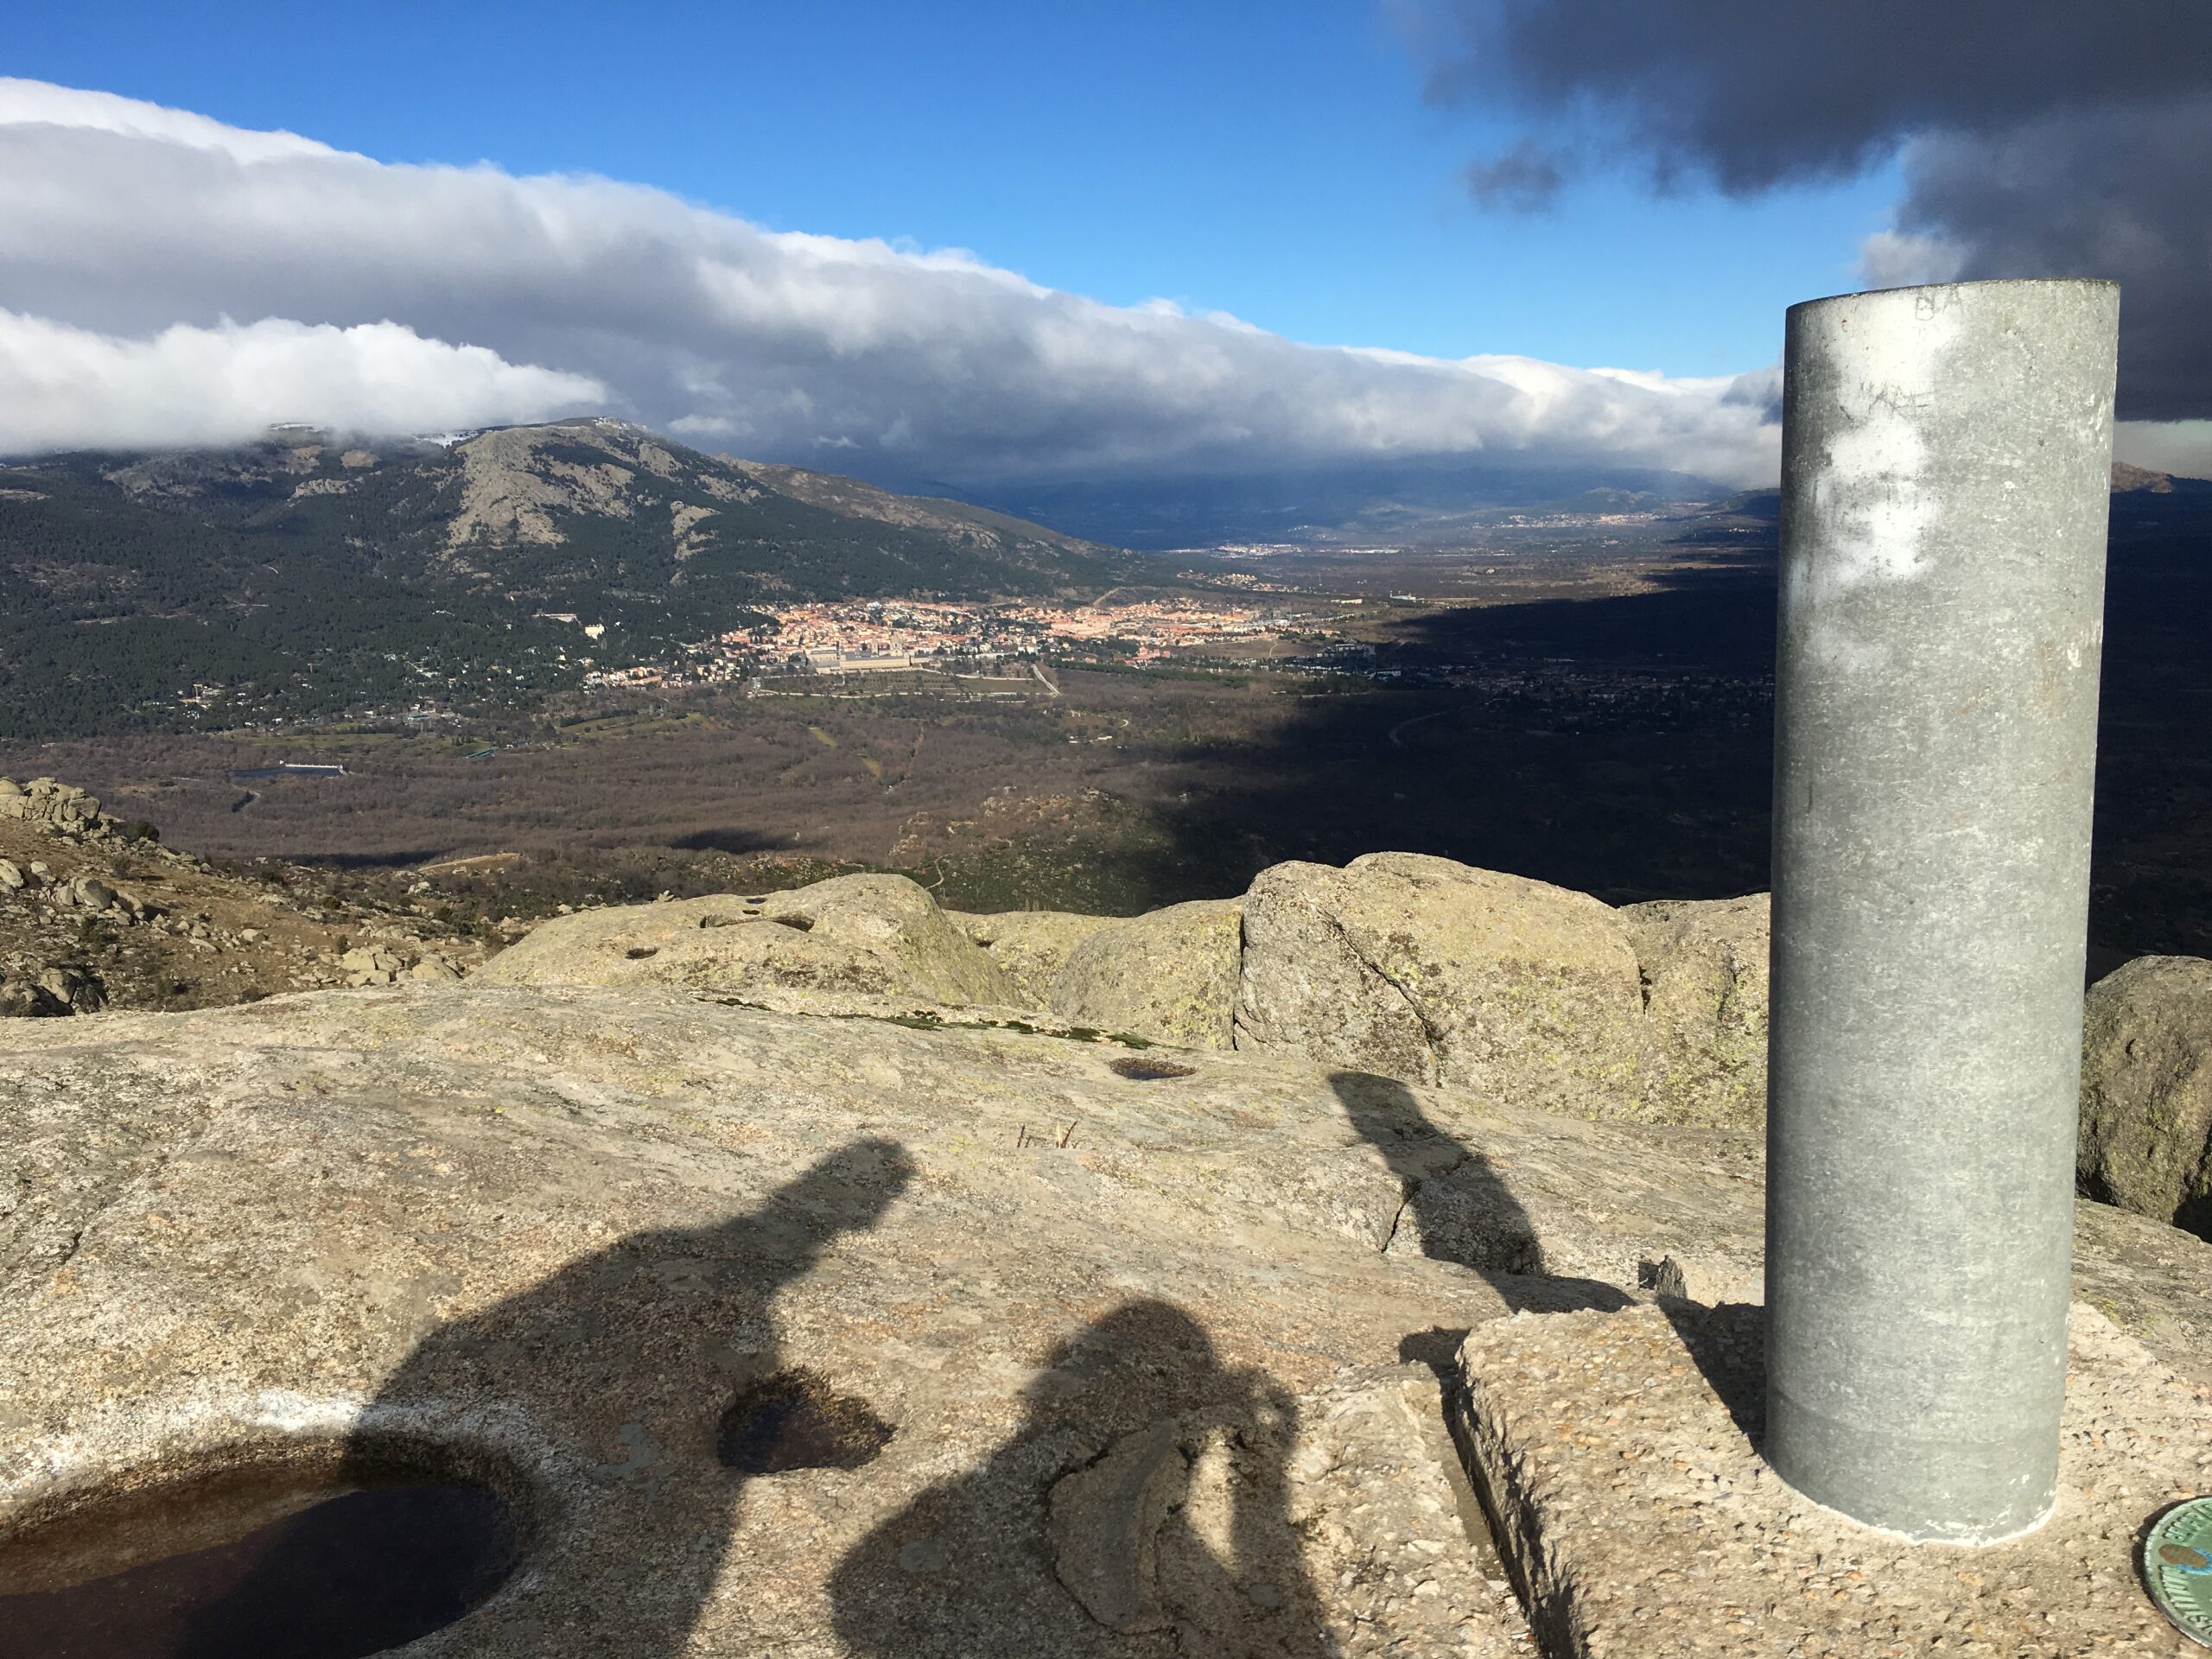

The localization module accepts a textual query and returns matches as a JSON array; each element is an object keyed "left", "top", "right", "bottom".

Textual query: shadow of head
[
  {"left": 830, "top": 1297, "right": 1324, "bottom": 1658},
  {"left": 726, "top": 1135, "right": 917, "bottom": 1261},
  {"left": 1020, "top": 1298, "right": 1239, "bottom": 1434},
  {"left": 1335, "top": 1075, "right": 1758, "bottom": 1446}
]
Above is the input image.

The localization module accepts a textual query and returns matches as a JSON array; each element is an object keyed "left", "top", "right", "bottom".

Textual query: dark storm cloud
[
  {"left": 1881, "top": 98, "right": 2212, "bottom": 421},
  {"left": 1420, "top": 1, "right": 2212, "bottom": 192},
  {"left": 1415, "top": 2, "right": 2212, "bottom": 419}
]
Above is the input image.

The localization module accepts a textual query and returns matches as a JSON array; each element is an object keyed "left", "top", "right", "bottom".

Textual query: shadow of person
[
  {"left": 1330, "top": 1069, "right": 1631, "bottom": 1330},
  {"left": 162, "top": 1135, "right": 916, "bottom": 1659},
  {"left": 830, "top": 1299, "right": 1329, "bottom": 1657},
  {"left": 1332, "top": 1070, "right": 1766, "bottom": 1459}
]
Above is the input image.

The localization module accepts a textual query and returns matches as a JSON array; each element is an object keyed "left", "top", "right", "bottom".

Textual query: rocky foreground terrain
[
  {"left": 4, "top": 796, "right": 2212, "bottom": 1653},
  {"left": 481, "top": 848, "right": 2212, "bottom": 1240},
  {"left": 0, "top": 774, "right": 480, "bottom": 1017}
]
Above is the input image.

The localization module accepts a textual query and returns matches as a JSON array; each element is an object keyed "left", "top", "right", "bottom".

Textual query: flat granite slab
[
  {"left": 0, "top": 988, "right": 1540, "bottom": 1656},
  {"left": 10, "top": 988, "right": 2212, "bottom": 1655},
  {"left": 1452, "top": 1302, "right": 2210, "bottom": 1656}
]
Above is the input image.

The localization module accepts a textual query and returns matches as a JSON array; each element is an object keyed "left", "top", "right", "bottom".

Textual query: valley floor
[{"left": 3, "top": 511, "right": 2206, "bottom": 974}]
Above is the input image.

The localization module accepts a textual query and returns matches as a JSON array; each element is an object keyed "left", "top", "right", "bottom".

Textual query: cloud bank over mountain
[
  {"left": 1412, "top": 1, "right": 2212, "bottom": 426},
  {"left": 0, "top": 312, "right": 603, "bottom": 455},
  {"left": 0, "top": 78, "right": 1778, "bottom": 489}
]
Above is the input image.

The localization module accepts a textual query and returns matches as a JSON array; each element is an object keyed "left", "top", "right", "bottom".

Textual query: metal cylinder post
[{"left": 1764, "top": 278, "right": 2120, "bottom": 1543}]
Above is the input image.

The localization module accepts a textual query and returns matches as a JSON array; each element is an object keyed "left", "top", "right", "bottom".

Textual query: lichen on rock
[
  {"left": 2078, "top": 954, "right": 2212, "bottom": 1234},
  {"left": 947, "top": 909, "right": 1117, "bottom": 1007},
  {"left": 479, "top": 873, "right": 1014, "bottom": 1013},
  {"left": 1618, "top": 892, "right": 1770, "bottom": 1128},
  {"left": 1233, "top": 853, "right": 1644, "bottom": 1117},
  {"left": 1049, "top": 899, "right": 1243, "bottom": 1051}
]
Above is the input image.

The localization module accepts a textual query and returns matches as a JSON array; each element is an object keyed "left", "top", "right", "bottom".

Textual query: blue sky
[{"left": 2, "top": 0, "right": 1901, "bottom": 379}]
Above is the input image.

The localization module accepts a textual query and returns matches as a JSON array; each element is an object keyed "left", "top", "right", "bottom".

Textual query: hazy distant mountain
[
  {"left": 964, "top": 457, "right": 2212, "bottom": 552},
  {"left": 0, "top": 419, "right": 1133, "bottom": 735},
  {"left": 1632, "top": 466, "right": 2209, "bottom": 550},
  {"left": 2112, "top": 461, "right": 2212, "bottom": 495},
  {"left": 61, "top": 417, "right": 1125, "bottom": 593},
  {"left": 950, "top": 460, "right": 1733, "bottom": 550}
]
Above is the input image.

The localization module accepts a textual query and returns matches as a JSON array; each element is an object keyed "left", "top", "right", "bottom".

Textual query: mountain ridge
[
  {"left": 0, "top": 419, "right": 1139, "bottom": 735},
  {"left": 955, "top": 461, "right": 1735, "bottom": 550},
  {"left": 2112, "top": 460, "right": 2212, "bottom": 494}
]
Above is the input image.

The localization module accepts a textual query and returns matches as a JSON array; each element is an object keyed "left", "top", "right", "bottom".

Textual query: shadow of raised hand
[{"left": 151, "top": 1136, "right": 918, "bottom": 1659}]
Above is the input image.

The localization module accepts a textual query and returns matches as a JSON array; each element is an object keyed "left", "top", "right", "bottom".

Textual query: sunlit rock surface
[
  {"left": 477, "top": 874, "right": 1014, "bottom": 1012},
  {"left": 2078, "top": 954, "right": 2212, "bottom": 1235},
  {"left": 5, "top": 974, "right": 2212, "bottom": 1652},
  {"left": 1233, "top": 854, "right": 1644, "bottom": 1114},
  {"left": 1618, "top": 891, "right": 1770, "bottom": 1128},
  {"left": 948, "top": 909, "right": 1117, "bottom": 1008},
  {"left": 1050, "top": 898, "right": 1244, "bottom": 1051}
]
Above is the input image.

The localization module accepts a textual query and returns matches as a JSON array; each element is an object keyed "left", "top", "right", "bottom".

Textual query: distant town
[{"left": 575, "top": 594, "right": 1358, "bottom": 690}]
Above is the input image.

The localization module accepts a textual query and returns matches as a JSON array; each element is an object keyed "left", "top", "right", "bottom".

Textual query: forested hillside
[{"left": 0, "top": 419, "right": 1132, "bottom": 736}]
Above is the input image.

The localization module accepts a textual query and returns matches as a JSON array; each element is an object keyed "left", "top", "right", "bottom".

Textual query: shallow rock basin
[
  {"left": 0, "top": 1459, "right": 518, "bottom": 1659},
  {"left": 1107, "top": 1055, "right": 1197, "bottom": 1081}
]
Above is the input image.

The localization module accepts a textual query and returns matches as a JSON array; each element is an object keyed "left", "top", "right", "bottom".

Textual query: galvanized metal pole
[{"left": 1765, "top": 278, "right": 2120, "bottom": 1542}]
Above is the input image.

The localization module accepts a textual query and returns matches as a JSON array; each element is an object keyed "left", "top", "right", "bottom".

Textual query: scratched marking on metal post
[{"left": 2144, "top": 1497, "right": 2212, "bottom": 1645}]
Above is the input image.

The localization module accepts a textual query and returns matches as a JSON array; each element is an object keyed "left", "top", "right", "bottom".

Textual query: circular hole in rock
[
  {"left": 0, "top": 1458, "right": 519, "bottom": 1659},
  {"left": 1109, "top": 1056, "right": 1197, "bottom": 1081},
  {"left": 717, "top": 1367, "right": 893, "bottom": 1475}
]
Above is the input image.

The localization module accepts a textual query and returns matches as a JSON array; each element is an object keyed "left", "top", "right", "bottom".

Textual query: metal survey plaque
[{"left": 2145, "top": 1498, "right": 2212, "bottom": 1645}]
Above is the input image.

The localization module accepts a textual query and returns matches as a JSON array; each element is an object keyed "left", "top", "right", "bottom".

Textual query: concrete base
[{"left": 1452, "top": 1303, "right": 2209, "bottom": 1656}]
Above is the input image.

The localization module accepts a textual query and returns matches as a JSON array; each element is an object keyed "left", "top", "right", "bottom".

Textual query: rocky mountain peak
[{"left": 2113, "top": 461, "right": 2178, "bottom": 493}]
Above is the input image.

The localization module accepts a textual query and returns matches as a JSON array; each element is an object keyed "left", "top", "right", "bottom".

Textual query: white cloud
[
  {"left": 0, "top": 77, "right": 1781, "bottom": 486},
  {"left": 0, "top": 311, "right": 603, "bottom": 454},
  {"left": 1855, "top": 230, "right": 1966, "bottom": 290},
  {"left": 0, "top": 77, "right": 334, "bottom": 163}
]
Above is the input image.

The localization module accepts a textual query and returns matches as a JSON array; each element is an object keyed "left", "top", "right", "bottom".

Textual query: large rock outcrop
[
  {"left": 1, "top": 985, "right": 1667, "bottom": 1656},
  {"left": 1050, "top": 899, "right": 1243, "bottom": 1051},
  {"left": 1234, "top": 854, "right": 1643, "bottom": 1117},
  {"left": 949, "top": 910, "right": 1118, "bottom": 1007},
  {"left": 1618, "top": 893, "right": 1770, "bottom": 1128},
  {"left": 7, "top": 969, "right": 2212, "bottom": 1651},
  {"left": 1227, "top": 855, "right": 1773, "bottom": 1128},
  {"left": 2078, "top": 954, "right": 2212, "bottom": 1234},
  {"left": 478, "top": 874, "right": 1014, "bottom": 1013},
  {"left": 512, "top": 855, "right": 1777, "bottom": 1118},
  {"left": 479, "top": 855, "right": 1780, "bottom": 1120},
  {"left": 0, "top": 777, "right": 114, "bottom": 838},
  {"left": 942, "top": 901, "right": 1246, "bottom": 1051}
]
